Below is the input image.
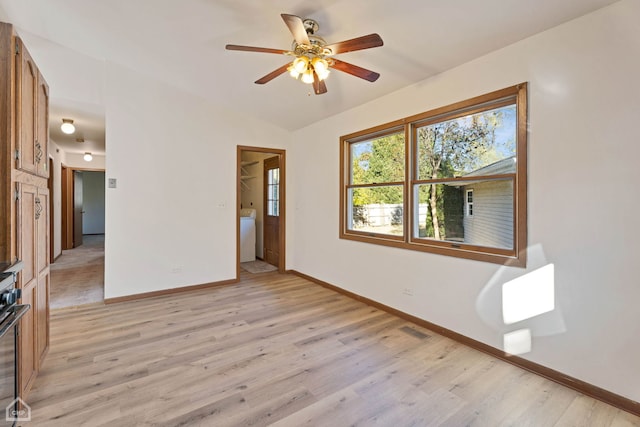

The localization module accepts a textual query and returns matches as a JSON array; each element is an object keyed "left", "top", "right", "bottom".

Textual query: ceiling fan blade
[
  {"left": 331, "top": 59, "right": 380, "bottom": 82},
  {"left": 226, "top": 44, "right": 289, "bottom": 55},
  {"left": 281, "top": 14, "right": 310, "bottom": 46},
  {"left": 313, "top": 72, "right": 328, "bottom": 95},
  {"left": 255, "top": 63, "right": 291, "bottom": 85},
  {"left": 325, "top": 33, "right": 383, "bottom": 55}
]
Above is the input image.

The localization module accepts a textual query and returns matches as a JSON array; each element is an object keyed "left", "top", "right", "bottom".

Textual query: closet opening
[{"left": 237, "top": 146, "right": 286, "bottom": 277}]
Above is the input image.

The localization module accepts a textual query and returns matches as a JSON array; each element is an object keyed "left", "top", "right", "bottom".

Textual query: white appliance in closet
[{"left": 240, "top": 208, "right": 256, "bottom": 262}]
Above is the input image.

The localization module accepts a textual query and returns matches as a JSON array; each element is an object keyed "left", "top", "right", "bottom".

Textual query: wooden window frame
[
  {"left": 343, "top": 125, "right": 407, "bottom": 242},
  {"left": 340, "top": 83, "right": 528, "bottom": 267}
]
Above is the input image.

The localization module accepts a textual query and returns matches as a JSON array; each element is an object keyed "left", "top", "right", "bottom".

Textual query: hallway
[{"left": 50, "top": 234, "right": 105, "bottom": 308}]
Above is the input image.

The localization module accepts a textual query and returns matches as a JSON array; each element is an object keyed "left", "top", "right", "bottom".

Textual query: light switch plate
[{"left": 108, "top": 178, "right": 117, "bottom": 189}]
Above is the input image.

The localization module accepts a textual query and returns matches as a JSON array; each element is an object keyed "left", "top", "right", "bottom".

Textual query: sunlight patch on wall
[
  {"left": 476, "top": 244, "right": 566, "bottom": 356},
  {"left": 503, "top": 329, "right": 532, "bottom": 355},
  {"left": 502, "top": 263, "right": 555, "bottom": 325}
]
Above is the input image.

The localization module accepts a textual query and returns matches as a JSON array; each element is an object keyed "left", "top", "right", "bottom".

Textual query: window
[
  {"left": 346, "top": 129, "right": 405, "bottom": 238},
  {"left": 267, "top": 167, "right": 280, "bottom": 216},
  {"left": 340, "top": 83, "right": 527, "bottom": 266}
]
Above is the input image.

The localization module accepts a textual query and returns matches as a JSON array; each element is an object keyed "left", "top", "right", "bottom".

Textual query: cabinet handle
[
  {"left": 35, "top": 197, "right": 42, "bottom": 220},
  {"left": 35, "top": 141, "right": 43, "bottom": 164}
]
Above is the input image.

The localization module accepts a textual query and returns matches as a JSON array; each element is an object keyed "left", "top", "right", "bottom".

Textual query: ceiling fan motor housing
[{"left": 302, "top": 18, "right": 319, "bottom": 35}]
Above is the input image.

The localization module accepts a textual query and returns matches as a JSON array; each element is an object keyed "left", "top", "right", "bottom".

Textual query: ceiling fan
[{"left": 225, "top": 13, "right": 383, "bottom": 95}]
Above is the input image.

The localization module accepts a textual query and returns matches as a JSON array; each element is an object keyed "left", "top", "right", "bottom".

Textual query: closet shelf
[{"left": 241, "top": 160, "right": 258, "bottom": 192}]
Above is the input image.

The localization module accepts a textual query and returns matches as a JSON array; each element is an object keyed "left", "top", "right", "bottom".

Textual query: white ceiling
[{"left": 0, "top": 0, "right": 619, "bottom": 155}]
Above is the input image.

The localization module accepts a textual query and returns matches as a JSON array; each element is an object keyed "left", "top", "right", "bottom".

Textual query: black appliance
[{"left": 0, "top": 262, "right": 29, "bottom": 427}]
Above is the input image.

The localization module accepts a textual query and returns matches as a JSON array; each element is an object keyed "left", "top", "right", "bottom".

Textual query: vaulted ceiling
[{"left": 0, "top": 0, "right": 619, "bottom": 155}]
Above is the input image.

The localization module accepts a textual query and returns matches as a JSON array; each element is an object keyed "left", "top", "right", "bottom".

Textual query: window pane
[
  {"left": 351, "top": 132, "right": 405, "bottom": 185},
  {"left": 348, "top": 186, "right": 403, "bottom": 236},
  {"left": 268, "top": 168, "right": 280, "bottom": 185},
  {"left": 267, "top": 168, "right": 280, "bottom": 217},
  {"left": 413, "top": 179, "right": 513, "bottom": 249},
  {"left": 268, "top": 198, "right": 279, "bottom": 216},
  {"left": 416, "top": 104, "right": 516, "bottom": 180}
]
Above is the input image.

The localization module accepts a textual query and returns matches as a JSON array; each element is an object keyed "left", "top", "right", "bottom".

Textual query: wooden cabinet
[
  {"left": 16, "top": 183, "right": 50, "bottom": 396},
  {"left": 0, "top": 23, "right": 50, "bottom": 400},
  {"left": 16, "top": 38, "right": 49, "bottom": 178}
]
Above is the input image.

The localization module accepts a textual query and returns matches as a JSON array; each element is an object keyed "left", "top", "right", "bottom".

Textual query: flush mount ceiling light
[
  {"left": 226, "top": 14, "right": 383, "bottom": 95},
  {"left": 83, "top": 152, "right": 93, "bottom": 162},
  {"left": 61, "top": 118, "right": 75, "bottom": 134}
]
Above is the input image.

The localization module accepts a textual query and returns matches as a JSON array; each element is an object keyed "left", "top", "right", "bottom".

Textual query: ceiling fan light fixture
[
  {"left": 61, "top": 118, "right": 75, "bottom": 134},
  {"left": 292, "top": 56, "right": 309, "bottom": 74},
  {"left": 312, "top": 57, "right": 330, "bottom": 80},
  {"left": 317, "top": 69, "right": 330, "bottom": 81},
  {"left": 301, "top": 69, "right": 315, "bottom": 84},
  {"left": 287, "top": 64, "right": 300, "bottom": 79}
]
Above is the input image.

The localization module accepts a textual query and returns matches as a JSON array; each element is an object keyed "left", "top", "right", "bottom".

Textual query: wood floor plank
[{"left": 27, "top": 271, "right": 640, "bottom": 426}]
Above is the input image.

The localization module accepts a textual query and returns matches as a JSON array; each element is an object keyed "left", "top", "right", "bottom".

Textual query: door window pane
[{"left": 267, "top": 168, "right": 279, "bottom": 216}]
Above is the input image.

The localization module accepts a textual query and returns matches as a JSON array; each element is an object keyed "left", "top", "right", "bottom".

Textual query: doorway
[
  {"left": 56, "top": 166, "right": 106, "bottom": 308},
  {"left": 61, "top": 167, "right": 105, "bottom": 249},
  {"left": 237, "top": 146, "right": 286, "bottom": 277}
]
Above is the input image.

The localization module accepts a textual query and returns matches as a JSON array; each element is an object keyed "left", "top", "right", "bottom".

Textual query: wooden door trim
[
  {"left": 236, "top": 146, "right": 286, "bottom": 278},
  {"left": 61, "top": 166, "right": 72, "bottom": 249},
  {"left": 60, "top": 165, "right": 105, "bottom": 250},
  {"left": 48, "top": 157, "right": 54, "bottom": 262}
]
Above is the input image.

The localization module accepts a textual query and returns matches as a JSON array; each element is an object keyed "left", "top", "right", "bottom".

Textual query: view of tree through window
[
  {"left": 341, "top": 83, "right": 527, "bottom": 266},
  {"left": 348, "top": 131, "right": 405, "bottom": 236},
  {"left": 415, "top": 104, "right": 516, "bottom": 247}
]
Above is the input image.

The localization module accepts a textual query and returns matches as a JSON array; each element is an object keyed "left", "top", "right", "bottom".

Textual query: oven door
[{"left": 0, "top": 305, "right": 29, "bottom": 427}]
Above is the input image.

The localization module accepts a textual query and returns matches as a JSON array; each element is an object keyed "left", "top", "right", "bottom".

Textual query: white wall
[
  {"left": 82, "top": 171, "right": 105, "bottom": 234},
  {"left": 104, "top": 62, "right": 289, "bottom": 299},
  {"left": 48, "top": 140, "right": 64, "bottom": 259},
  {"left": 289, "top": 0, "right": 640, "bottom": 402}
]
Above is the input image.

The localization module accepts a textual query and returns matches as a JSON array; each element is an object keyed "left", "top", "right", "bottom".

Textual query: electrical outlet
[{"left": 402, "top": 288, "right": 414, "bottom": 296}]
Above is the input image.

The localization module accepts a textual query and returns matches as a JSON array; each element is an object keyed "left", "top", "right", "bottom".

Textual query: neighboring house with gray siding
[{"left": 460, "top": 157, "right": 516, "bottom": 249}]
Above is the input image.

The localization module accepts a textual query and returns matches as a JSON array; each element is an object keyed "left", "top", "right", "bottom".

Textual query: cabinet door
[
  {"left": 18, "top": 279, "right": 37, "bottom": 398},
  {"left": 16, "top": 183, "right": 40, "bottom": 397},
  {"left": 36, "top": 188, "right": 49, "bottom": 275},
  {"left": 36, "top": 270, "right": 50, "bottom": 365},
  {"left": 15, "top": 38, "right": 38, "bottom": 175},
  {"left": 35, "top": 187, "right": 50, "bottom": 365},
  {"left": 18, "top": 183, "right": 37, "bottom": 289},
  {"left": 36, "top": 72, "right": 49, "bottom": 178}
]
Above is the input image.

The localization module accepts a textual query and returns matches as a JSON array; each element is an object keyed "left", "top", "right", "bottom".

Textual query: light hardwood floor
[
  {"left": 27, "top": 272, "right": 640, "bottom": 426},
  {"left": 50, "top": 234, "right": 104, "bottom": 308}
]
